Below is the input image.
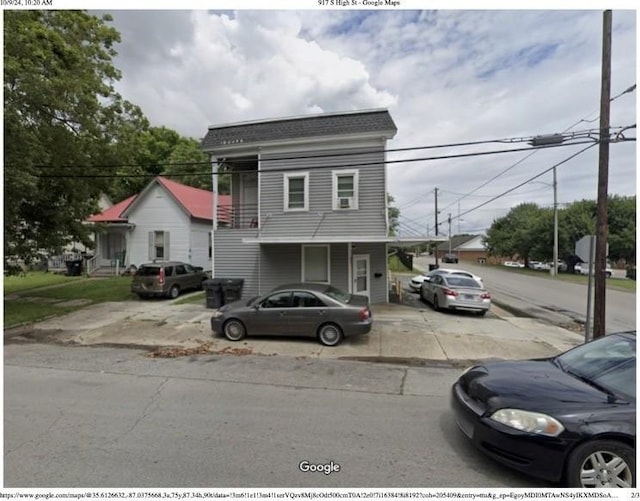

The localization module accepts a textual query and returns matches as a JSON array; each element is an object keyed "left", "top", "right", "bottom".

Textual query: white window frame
[
  {"left": 332, "top": 169, "right": 359, "bottom": 210},
  {"left": 301, "top": 245, "right": 330, "bottom": 284},
  {"left": 284, "top": 172, "right": 310, "bottom": 212}
]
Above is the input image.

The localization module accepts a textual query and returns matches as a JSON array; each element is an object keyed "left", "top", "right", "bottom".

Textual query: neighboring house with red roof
[{"left": 86, "top": 177, "right": 230, "bottom": 274}]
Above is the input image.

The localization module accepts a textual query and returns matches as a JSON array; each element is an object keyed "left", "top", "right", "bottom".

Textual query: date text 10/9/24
[{"left": 1, "top": 0, "right": 54, "bottom": 6}]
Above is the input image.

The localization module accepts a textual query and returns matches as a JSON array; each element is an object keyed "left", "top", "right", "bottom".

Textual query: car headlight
[
  {"left": 490, "top": 409, "right": 565, "bottom": 437},
  {"left": 211, "top": 311, "right": 224, "bottom": 318}
]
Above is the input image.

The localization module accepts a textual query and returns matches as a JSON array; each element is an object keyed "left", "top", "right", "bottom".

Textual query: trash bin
[
  {"left": 65, "top": 259, "right": 83, "bottom": 276},
  {"left": 428, "top": 264, "right": 439, "bottom": 271},
  {"left": 221, "top": 278, "right": 244, "bottom": 303},
  {"left": 203, "top": 279, "right": 225, "bottom": 309}
]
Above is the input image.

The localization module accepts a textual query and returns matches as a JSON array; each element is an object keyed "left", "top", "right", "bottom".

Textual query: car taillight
[
  {"left": 359, "top": 307, "right": 370, "bottom": 321},
  {"left": 481, "top": 292, "right": 491, "bottom": 299},
  {"left": 443, "top": 288, "right": 458, "bottom": 297},
  {"left": 158, "top": 268, "right": 165, "bottom": 285}
]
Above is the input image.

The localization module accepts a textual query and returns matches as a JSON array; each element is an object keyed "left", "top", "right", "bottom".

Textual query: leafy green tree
[
  {"left": 4, "top": 10, "right": 147, "bottom": 263},
  {"left": 484, "top": 203, "right": 546, "bottom": 265},
  {"left": 387, "top": 194, "right": 400, "bottom": 236},
  {"left": 606, "top": 195, "right": 636, "bottom": 264}
]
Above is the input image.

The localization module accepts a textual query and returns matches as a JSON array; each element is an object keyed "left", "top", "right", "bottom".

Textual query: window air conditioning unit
[{"left": 339, "top": 197, "right": 353, "bottom": 209}]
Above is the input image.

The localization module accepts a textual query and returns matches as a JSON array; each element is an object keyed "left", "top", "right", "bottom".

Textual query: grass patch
[
  {"left": 388, "top": 255, "right": 412, "bottom": 273},
  {"left": 173, "top": 291, "right": 206, "bottom": 305},
  {"left": 4, "top": 276, "right": 136, "bottom": 328},
  {"left": 4, "top": 301, "right": 77, "bottom": 328},
  {"left": 4, "top": 272, "right": 80, "bottom": 295},
  {"left": 25, "top": 277, "right": 136, "bottom": 302}
]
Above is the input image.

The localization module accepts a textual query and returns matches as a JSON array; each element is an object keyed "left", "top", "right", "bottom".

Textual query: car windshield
[
  {"left": 556, "top": 333, "right": 636, "bottom": 400},
  {"left": 443, "top": 276, "right": 480, "bottom": 288},
  {"left": 323, "top": 285, "right": 350, "bottom": 304},
  {"left": 136, "top": 266, "right": 160, "bottom": 276}
]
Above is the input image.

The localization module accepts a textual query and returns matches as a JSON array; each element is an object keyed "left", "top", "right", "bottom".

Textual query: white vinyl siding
[
  {"left": 332, "top": 169, "right": 359, "bottom": 210},
  {"left": 301, "top": 245, "right": 330, "bottom": 283},
  {"left": 284, "top": 172, "right": 309, "bottom": 211}
]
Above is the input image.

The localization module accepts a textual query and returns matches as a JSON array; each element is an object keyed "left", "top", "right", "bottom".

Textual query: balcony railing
[{"left": 217, "top": 203, "right": 259, "bottom": 229}]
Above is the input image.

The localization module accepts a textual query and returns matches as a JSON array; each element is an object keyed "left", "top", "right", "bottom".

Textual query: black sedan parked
[
  {"left": 451, "top": 331, "right": 636, "bottom": 488},
  {"left": 210, "top": 283, "right": 372, "bottom": 346}
]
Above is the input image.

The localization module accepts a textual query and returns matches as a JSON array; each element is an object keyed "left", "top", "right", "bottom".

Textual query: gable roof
[
  {"left": 87, "top": 177, "right": 231, "bottom": 223},
  {"left": 201, "top": 109, "right": 397, "bottom": 151},
  {"left": 437, "top": 235, "right": 484, "bottom": 252}
]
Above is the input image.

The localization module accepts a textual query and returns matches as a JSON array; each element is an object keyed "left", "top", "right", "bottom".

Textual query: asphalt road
[
  {"left": 4, "top": 344, "right": 550, "bottom": 489},
  {"left": 413, "top": 257, "right": 636, "bottom": 334}
]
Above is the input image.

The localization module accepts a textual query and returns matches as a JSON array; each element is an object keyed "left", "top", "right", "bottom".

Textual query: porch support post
[{"left": 347, "top": 242, "right": 353, "bottom": 294}]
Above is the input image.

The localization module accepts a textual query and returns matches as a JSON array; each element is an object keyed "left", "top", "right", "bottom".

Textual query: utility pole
[
  {"left": 448, "top": 213, "right": 452, "bottom": 254},
  {"left": 593, "top": 10, "right": 612, "bottom": 339},
  {"left": 434, "top": 188, "right": 439, "bottom": 267},
  {"left": 551, "top": 167, "right": 558, "bottom": 277}
]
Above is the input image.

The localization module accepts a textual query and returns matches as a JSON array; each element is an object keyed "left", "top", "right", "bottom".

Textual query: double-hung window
[
  {"left": 332, "top": 169, "right": 359, "bottom": 210},
  {"left": 284, "top": 172, "right": 309, "bottom": 211}
]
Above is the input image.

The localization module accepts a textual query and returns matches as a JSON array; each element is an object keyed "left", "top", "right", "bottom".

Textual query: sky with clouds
[{"left": 100, "top": 8, "right": 636, "bottom": 237}]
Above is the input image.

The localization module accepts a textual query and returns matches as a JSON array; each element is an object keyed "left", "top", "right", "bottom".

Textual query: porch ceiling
[{"left": 241, "top": 236, "right": 446, "bottom": 246}]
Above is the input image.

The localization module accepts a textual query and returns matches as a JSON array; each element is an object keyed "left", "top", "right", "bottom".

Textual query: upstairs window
[
  {"left": 284, "top": 172, "right": 309, "bottom": 211},
  {"left": 332, "top": 170, "right": 359, "bottom": 210}
]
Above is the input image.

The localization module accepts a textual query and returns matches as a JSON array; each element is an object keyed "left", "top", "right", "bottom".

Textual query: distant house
[
  {"left": 201, "top": 108, "right": 430, "bottom": 303},
  {"left": 437, "top": 235, "right": 498, "bottom": 264},
  {"left": 86, "top": 177, "right": 230, "bottom": 274}
]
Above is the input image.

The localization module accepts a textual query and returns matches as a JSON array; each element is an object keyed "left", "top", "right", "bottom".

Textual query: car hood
[{"left": 460, "top": 360, "right": 625, "bottom": 415}]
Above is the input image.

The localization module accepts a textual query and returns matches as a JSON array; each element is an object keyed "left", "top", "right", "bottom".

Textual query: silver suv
[{"left": 131, "top": 261, "right": 209, "bottom": 299}]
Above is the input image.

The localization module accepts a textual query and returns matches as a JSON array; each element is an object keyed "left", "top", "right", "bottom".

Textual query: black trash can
[
  {"left": 65, "top": 259, "right": 83, "bottom": 276},
  {"left": 428, "top": 264, "right": 439, "bottom": 271},
  {"left": 203, "top": 279, "right": 225, "bottom": 309},
  {"left": 221, "top": 278, "right": 244, "bottom": 303}
]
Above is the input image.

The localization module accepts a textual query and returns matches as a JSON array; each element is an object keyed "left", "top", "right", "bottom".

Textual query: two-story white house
[{"left": 201, "top": 109, "right": 422, "bottom": 304}]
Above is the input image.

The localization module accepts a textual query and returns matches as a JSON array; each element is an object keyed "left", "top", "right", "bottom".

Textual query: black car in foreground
[{"left": 451, "top": 331, "right": 636, "bottom": 488}]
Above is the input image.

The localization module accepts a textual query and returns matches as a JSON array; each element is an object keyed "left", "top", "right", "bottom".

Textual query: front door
[{"left": 352, "top": 254, "right": 370, "bottom": 298}]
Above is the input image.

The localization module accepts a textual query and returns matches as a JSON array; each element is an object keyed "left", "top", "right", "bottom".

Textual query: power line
[{"left": 454, "top": 143, "right": 598, "bottom": 222}]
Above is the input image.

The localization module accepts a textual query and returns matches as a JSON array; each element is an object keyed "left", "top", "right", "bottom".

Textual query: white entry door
[{"left": 352, "top": 254, "right": 370, "bottom": 298}]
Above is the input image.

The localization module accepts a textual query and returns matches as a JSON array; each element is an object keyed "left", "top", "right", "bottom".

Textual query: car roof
[
  {"left": 271, "top": 283, "right": 331, "bottom": 293},
  {"left": 139, "top": 261, "right": 186, "bottom": 267}
]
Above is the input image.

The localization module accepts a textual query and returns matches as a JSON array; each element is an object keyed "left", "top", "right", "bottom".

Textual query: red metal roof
[{"left": 87, "top": 177, "right": 231, "bottom": 223}]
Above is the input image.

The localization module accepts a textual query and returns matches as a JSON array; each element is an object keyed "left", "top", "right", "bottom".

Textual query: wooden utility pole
[{"left": 593, "top": 10, "right": 612, "bottom": 339}]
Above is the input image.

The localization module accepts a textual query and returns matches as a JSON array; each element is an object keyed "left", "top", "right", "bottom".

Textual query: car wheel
[
  {"left": 223, "top": 319, "right": 246, "bottom": 342},
  {"left": 317, "top": 323, "right": 343, "bottom": 347},
  {"left": 168, "top": 285, "right": 180, "bottom": 299},
  {"left": 566, "top": 440, "right": 635, "bottom": 488},
  {"left": 432, "top": 295, "right": 440, "bottom": 311}
]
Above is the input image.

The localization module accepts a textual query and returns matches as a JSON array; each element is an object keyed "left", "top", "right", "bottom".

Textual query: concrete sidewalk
[{"left": 5, "top": 297, "right": 585, "bottom": 366}]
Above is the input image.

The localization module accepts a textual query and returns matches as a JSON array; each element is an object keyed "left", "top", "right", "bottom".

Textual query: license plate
[{"left": 463, "top": 294, "right": 475, "bottom": 300}]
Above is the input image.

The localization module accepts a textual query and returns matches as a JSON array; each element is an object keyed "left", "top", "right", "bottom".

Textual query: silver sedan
[
  {"left": 420, "top": 274, "right": 491, "bottom": 315},
  {"left": 210, "top": 283, "right": 372, "bottom": 346}
]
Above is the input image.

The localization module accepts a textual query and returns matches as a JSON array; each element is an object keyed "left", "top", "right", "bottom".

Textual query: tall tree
[
  {"left": 4, "top": 10, "right": 147, "bottom": 263},
  {"left": 387, "top": 194, "right": 400, "bottom": 236}
]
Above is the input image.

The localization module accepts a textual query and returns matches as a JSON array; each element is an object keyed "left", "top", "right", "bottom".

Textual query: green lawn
[
  {"left": 4, "top": 273, "right": 137, "bottom": 328},
  {"left": 173, "top": 290, "right": 206, "bottom": 305},
  {"left": 388, "top": 255, "right": 412, "bottom": 273},
  {"left": 4, "top": 272, "right": 80, "bottom": 295},
  {"left": 4, "top": 301, "right": 77, "bottom": 327}
]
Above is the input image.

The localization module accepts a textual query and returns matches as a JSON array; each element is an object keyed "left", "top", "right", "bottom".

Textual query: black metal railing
[{"left": 217, "top": 203, "right": 259, "bottom": 229}]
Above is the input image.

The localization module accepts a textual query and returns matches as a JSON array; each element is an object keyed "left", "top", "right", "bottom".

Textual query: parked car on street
[
  {"left": 442, "top": 253, "right": 459, "bottom": 263},
  {"left": 131, "top": 261, "right": 209, "bottom": 299},
  {"left": 420, "top": 273, "right": 490, "bottom": 315},
  {"left": 502, "top": 261, "right": 524, "bottom": 268},
  {"left": 451, "top": 331, "right": 636, "bottom": 487},
  {"left": 409, "top": 268, "right": 483, "bottom": 292},
  {"left": 210, "top": 283, "right": 372, "bottom": 346},
  {"left": 575, "top": 262, "right": 613, "bottom": 277}
]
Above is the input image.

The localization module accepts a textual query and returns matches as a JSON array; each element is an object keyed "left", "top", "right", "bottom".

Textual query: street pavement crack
[
  {"left": 6, "top": 408, "right": 65, "bottom": 457},
  {"left": 118, "top": 377, "right": 170, "bottom": 442}
]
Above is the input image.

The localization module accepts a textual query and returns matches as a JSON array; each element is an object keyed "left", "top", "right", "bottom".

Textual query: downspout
[
  {"left": 347, "top": 242, "right": 353, "bottom": 294},
  {"left": 257, "top": 150, "right": 262, "bottom": 295},
  {"left": 211, "top": 156, "right": 219, "bottom": 278}
]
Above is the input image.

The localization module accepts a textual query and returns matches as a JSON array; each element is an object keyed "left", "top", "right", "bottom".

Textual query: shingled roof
[{"left": 201, "top": 109, "right": 397, "bottom": 151}]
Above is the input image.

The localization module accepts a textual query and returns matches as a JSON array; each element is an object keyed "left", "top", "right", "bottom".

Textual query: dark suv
[
  {"left": 131, "top": 261, "right": 209, "bottom": 299},
  {"left": 442, "top": 253, "right": 459, "bottom": 263}
]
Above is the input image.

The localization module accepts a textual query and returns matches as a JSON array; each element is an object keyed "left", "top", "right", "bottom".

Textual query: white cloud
[{"left": 103, "top": 9, "right": 637, "bottom": 234}]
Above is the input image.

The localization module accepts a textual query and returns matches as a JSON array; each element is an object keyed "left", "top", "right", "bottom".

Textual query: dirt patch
[{"left": 145, "top": 343, "right": 257, "bottom": 358}]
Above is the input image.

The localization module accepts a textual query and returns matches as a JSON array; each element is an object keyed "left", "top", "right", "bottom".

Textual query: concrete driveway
[{"left": 5, "top": 291, "right": 586, "bottom": 366}]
